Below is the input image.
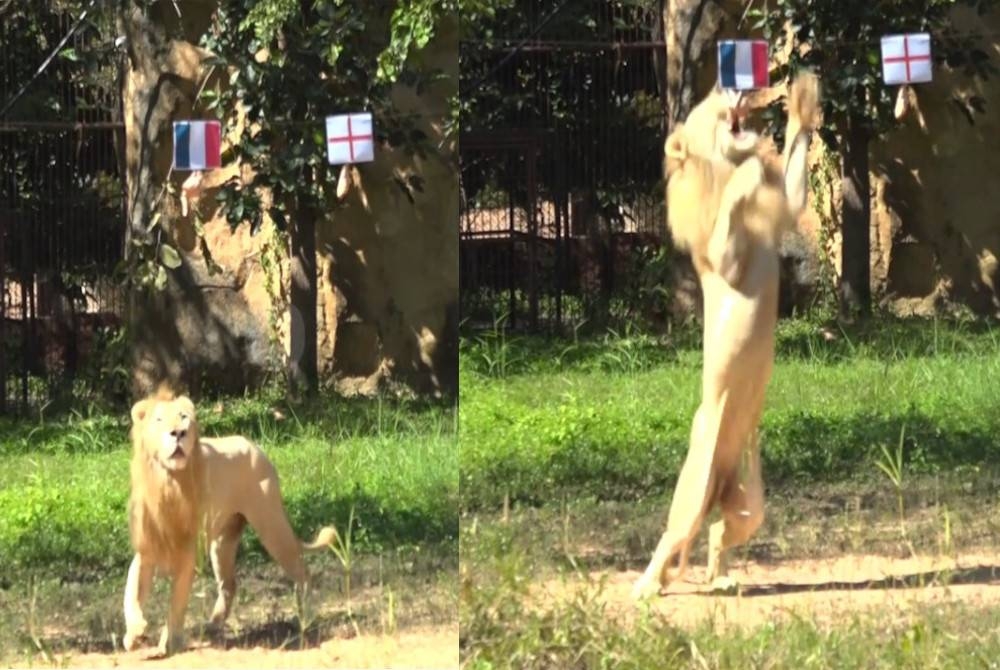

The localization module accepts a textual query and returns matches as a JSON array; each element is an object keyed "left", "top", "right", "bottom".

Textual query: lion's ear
[
  {"left": 665, "top": 131, "right": 688, "bottom": 161},
  {"left": 177, "top": 396, "right": 196, "bottom": 416},
  {"left": 664, "top": 130, "right": 689, "bottom": 177},
  {"left": 131, "top": 399, "right": 150, "bottom": 425}
]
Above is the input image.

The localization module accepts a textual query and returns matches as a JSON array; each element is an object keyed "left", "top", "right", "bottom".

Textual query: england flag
[
  {"left": 881, "top": 33, "right": 932, "bottom": 85},
  {"left": 326, "top": 113, "right": 375, "bottom": 165}
]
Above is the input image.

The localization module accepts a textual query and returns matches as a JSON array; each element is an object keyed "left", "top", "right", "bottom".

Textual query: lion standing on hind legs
[
  {"left": 122, "top": 385, "right": 338, "bottom": 656},
  {"left": 632, "top": 72, "right": 821, "bottom": 600}
]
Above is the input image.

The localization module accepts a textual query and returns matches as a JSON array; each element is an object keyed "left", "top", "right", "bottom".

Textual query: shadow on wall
[
  {"left": 132, "top": 256, "right": 270, "bottom": 397},
  {"left": 874, "top": 51, "right": 1000, "bottom": 315},
  {"left": 322, "top": 214, "right": 459, "bottom": 397}
]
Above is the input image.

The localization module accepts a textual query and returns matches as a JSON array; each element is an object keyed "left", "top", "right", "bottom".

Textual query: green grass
[
  {"left": 461, "top": 464, "right": 1000, "bottom": 669},
  {"left": 460, "top": 315, "right": 1000, "bottom": 667},
  {"left": 460, "top": 316, "right": 1000, "bottom": 509},
  {"left": 0, "top": 392, "right": 458, "bottom": 575},
  {"left": 462, "top": 565, "right": 1000, "bottom": 669},
  {"left": 461, "top": 498, "right": 1000, "bottom": 669}
]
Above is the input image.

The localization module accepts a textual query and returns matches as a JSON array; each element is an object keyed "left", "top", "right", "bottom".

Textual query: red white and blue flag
[
  {"left": 326, "top": 113, "right": 374, "bottom": 165},
  {"left": 717, "top": 40, "right": 769, "bottom": 90},
  {"left": 173, "top": 120, "right": 221, "bottom": 171},
  {"left": 881, "top": 33, "right": 932, "bottom": 85}
]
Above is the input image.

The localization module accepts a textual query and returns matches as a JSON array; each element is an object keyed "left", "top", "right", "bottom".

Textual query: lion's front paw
[
  {"left": 631, "top": 575, "right": 661, "bottom": 601},
  {"left": 709, "top": 575, "right": 739, "bottom": 595},
  {"left": 122, "top": 618, "right": 147, "bottom": 651},
  {"left": 157, "top": 627, "right": 187, "bottom": 657}
]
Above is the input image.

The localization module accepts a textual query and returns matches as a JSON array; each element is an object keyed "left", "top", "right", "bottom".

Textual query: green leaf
[
  {"left": 160, "top": 244, "right": 182, "bottom": 269},
  {"left": 153, "top": 265, "right": 169, "bottom": 291}
]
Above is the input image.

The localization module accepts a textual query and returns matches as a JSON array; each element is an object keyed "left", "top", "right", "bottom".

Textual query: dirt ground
[
  {"left": 11, "top": 625, "right": 459, "bottom": 669},
  {"left": 538, "top": 552, "right": 1000, "bottom": 629}
]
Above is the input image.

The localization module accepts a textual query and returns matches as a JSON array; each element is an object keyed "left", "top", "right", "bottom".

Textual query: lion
[
  {"left": 122, "top": 388, "right": 338, "bottom": 655},
  {"left": 632, "top": 72, "right": 820, "bottom": 599}
]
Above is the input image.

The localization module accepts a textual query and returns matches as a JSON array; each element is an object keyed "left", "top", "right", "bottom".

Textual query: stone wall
[
  {"left": 664, "top": 0, "right": 1000, "bottom": 316},
  {"left": 122, "top": 2, "right": 457, "bottom": 397}
]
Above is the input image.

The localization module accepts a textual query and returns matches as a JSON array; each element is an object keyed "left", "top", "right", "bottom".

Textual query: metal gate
[
  {"left": 460, "top": 0, "right": 668, "bottom": 333},
  {"left": 1, "top": 2, "right": 126, "bottom": 415}
]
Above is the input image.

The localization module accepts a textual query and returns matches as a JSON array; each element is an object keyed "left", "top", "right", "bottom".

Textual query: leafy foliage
[
  {"left": 200, "top": 1, "right": 444, "bottom": 235},
  {"left": 750, "top": 0, "right": 998, "bottom": 148}
]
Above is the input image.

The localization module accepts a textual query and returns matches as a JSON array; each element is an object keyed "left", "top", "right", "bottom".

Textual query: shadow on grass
[
  {"left": 723, "top": 564, "right": 1000, "bottom": 598},
  {"left": 218, "top": 611, "right": 356, "bottom": 651},
  {"left": 30, "top": 611, "right": 358, "bottom": 657},
  {"left": 460, "top": 315, "right": 1000, "bottom": 380},
  {"left": 463, "top": 406, "right": 1000, "bottom": 511},
  {"left": 774, "top": 316, "right": 1000, "bottom": 362}
]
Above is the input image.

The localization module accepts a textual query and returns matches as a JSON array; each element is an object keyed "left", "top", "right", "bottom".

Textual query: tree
[
  {"left": 198, "top": 0, "right": 449, "bottom": 396},
  {"left": 751, "top": 0, "right": 997, "bottom": 318}
]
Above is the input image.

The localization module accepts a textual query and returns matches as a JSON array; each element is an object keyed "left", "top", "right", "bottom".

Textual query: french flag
[
  {"left": 173, "top": 120, "right": 221, "bottom": 171},
  {"left": 717, "top": 40, "right": 770, "bottom": 90}
]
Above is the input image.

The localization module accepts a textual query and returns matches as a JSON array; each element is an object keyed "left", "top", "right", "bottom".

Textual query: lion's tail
[
  {"left": 302, "top": 525, "right": 339, "bottom": 552},
  {"left": 783, "top": 71, "right": 821, "bottom": 218}
]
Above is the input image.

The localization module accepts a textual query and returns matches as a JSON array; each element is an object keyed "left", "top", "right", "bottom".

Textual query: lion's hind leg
[
  {"left": 209, "top": 514, "right": 247, "bottom": 626},
  {"left": 706, "top": 434, "right": 764, "bottom": 592},
  {"left": 243, "top": 477, "right": 309, "bottom": 585},
  {"left": 632, "top": 404, "right": 721, "bottom": 600}
]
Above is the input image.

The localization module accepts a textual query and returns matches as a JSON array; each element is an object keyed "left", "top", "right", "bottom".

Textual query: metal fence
[
  {"left": 1, "top": 2, "right": 126, "bottom": 414},
  {"left": 459, "top": 0, "right": 668, "bottom": 333}
]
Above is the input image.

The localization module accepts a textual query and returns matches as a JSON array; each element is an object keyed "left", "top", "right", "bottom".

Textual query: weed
[
  {"left": 875, "top": 425, "right": 909, "bottom": 542},
  {"left": 328, "top": 506, "right": 360, "bottom": 637}
]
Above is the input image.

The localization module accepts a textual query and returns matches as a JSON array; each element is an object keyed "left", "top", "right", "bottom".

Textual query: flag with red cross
[
  {"left": 326, "top": 112, "right": 375, "bottom": 165},
  {"left": 881, "top": 33, "right": 932, "bottom": 85}
]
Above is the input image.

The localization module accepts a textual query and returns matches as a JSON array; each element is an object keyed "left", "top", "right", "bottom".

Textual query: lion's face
[
  {"left": 131, "top": 396, "right": 198, "bottom": 472},
  {"left": 679, "top": 87, "right": 759, "bottom": 164}
]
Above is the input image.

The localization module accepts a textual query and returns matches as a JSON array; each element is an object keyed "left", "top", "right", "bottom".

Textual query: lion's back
[{"left": 200, "top": 435, "right": 281, "bottom": 512}]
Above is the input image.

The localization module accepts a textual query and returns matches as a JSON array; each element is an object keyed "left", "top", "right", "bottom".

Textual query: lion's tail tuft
[{"left": 303, "top": 525, "right": 339, "bottom": 552}]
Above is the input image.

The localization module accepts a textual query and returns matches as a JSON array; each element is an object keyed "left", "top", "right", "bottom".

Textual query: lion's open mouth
[
  {"left": 169, "top": 445, "right": 185, "bottom": 460},
  {"left": 731, "top": 112, "right": 741, "bottom": 135}
]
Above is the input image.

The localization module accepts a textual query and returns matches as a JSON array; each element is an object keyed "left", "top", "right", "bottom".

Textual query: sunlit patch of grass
[{"left": 460, "top": 318, "right": 1000, "bottom": 509}]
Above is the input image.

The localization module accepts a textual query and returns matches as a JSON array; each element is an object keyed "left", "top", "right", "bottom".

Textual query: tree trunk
[
  {"left": 288, "top": 200, "right": 318, "bottom": 396},
  {"left": 839, "top": 108, "right": 871, "bottom": 320},
  {"left": 115, "top": 3, "right": 175, "bottom": 251}
]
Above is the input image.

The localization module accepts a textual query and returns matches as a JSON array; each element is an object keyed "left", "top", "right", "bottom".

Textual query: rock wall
[
  {"left": 121, "top": 2, "right": 457, "bottom": 397},
  {"left": 664, "top": 0, "right": 1000, "bottom": 316}
]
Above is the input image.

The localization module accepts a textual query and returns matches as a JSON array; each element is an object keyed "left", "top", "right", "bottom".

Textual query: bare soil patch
[
  {"left": 538, "top": 552, "right": 1000, "bottom": 629},
  {"left": 11, "top": 625, "right": 458, "bottom": 669}
]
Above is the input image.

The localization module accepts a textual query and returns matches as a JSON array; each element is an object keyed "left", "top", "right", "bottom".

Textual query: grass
[
  {"left": 0, "top": 392, "right": 457, "bottom": 575},
  {"left": 462, "top": 573, "right": 1000, "bottom": 669},
  {"left": 460, "top": 316, "right": 1000, "bottom": 509},
  {"left": 460, "top": 315, "right": 1000, "bottom": 667},
  {"left": 461, "top": 469, "right": 1000, "bottom": 669}
]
